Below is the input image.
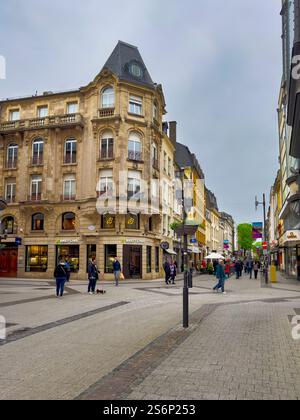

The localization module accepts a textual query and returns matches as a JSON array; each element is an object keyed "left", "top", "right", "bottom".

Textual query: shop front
[
  {"left": 123, "top": 244, "right": 142, "bottom": 279},
  {"left": 0, "top": 242, "right": 18, "bottom": 277},
  {"left": 282, "top": 231, "right": 300, "bottom": 279},
  {"left": 56, "top": 239, "right": 80, "bottom": 273}
]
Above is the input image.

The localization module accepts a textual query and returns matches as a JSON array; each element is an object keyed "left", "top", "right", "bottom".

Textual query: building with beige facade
[{"left": 0, "top": 41, "right": 178, "bottom": 280}]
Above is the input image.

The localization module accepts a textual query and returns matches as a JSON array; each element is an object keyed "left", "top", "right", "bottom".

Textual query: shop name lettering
[
  {"left": 287, "top": 233, "right": 297, "bottom": 239},
  {"left": 292, "top": 55, "right": 300, "bottom": 80},
  {"left": 103, "top": 405, "right": 138, "bottom": 418}
]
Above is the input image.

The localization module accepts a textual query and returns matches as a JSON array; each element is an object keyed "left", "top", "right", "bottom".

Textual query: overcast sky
[{"left": 0, "top": 0, "right": 282, "bottom": 225}]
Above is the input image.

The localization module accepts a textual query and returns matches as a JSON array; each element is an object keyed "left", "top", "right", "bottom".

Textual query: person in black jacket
[
  {"left": 88, "top": 257, "right": 100, "bottom": 295},
  {"left": 163, "top": 260, "right": 171, "bottom": 285},
  {"left": 54, "top": 257, "right": 68, "bottom": 297}
]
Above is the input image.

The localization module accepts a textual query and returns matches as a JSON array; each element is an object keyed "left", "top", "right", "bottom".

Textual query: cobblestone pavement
[{"left": 0, "top": 273, "right": 300, "bottom": 400}]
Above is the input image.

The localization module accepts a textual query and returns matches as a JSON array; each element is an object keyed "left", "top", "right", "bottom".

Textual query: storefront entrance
[
  {"left": 0, "top": 247, "right": 18, "bottom": 277},
  {"left": 123, "top": 245, "right": 142, "bottom": 279}
]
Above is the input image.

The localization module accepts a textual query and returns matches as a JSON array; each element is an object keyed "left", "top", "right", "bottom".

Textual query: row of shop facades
[
  {"left": 0, "top": 41, "right": 235, "bottom": 280},
  {"left": 268, "top": 0, "right": 300, "bottom": 280}
]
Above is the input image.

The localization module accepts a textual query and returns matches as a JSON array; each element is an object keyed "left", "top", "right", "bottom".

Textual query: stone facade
[{"left": 0, "top": 42, "right": 177, "bottom": 281}]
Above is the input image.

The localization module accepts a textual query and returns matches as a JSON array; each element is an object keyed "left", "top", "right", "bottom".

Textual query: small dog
[{"left": 97, "top": 289, "right": 106, "bottom": 295}]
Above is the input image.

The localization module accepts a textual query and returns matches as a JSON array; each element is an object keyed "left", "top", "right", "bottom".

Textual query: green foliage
[
  {"left": 237, "top": 224, "right": 255, "bottom": 252},
  {"left": 170, "top": 222, "right": 182, "bottom": 231}
]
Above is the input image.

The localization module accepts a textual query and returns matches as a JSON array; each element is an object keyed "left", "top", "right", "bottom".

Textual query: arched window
[
  {"left": 64, "top": 139, "right": 77, "bottom": 164},
  {"left": 101, "top": 87, "right": 115, "bottom": 109},
  {"left": 100, "top": 131, "right": 114, "bottom": 159},
  {"left": 32, "top": 213, "right": 44, "bottom": 231},
  {"left": 32, "top": 138, "right": 44, "bottom": 165},
  {"left": 62, "top": 212, "right": 76, "bottom": 231},
  {"left": 0, "top": 216, "right": 15, "bottom": 235},
  {"left": 7, "top": 144, "right": 18, "bottom": 169},
  {"left": 128, "top": 132, "right": 142, "bottom": 161}
]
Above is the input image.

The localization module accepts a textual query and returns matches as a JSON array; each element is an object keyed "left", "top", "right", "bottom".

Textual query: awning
[{"left": 165, "top": 249, "right": 177, "bottom": 255}]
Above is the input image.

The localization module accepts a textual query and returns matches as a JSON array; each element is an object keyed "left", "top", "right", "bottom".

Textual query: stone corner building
[{"left": 0, "top": 41, "right": 177, "bottom": 280}]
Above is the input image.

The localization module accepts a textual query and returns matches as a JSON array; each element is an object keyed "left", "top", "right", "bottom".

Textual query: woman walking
[
  {"left": 254, "top": 261, "right": 260, "bottom": 280},
  {"left": 54, "top": 256, "right": 68, "bottom": 298},
  {"left": 213, "top": 260, "right": 227, "bottom": 295},
  {"left": 170, "top": 262, "right": 177, "bottom": 285}
]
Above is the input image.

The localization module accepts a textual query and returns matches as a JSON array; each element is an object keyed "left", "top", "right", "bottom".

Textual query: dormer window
[{"left": 130, "top": 63, "right": 143, "bottom": 78}]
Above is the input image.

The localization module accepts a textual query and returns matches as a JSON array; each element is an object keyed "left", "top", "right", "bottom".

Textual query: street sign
[
  {"left": 190, "top": 238, "right": 197, "bottom": 244},
  {"left": 15, "top": 237, "right": 22, "bottom": 246}
]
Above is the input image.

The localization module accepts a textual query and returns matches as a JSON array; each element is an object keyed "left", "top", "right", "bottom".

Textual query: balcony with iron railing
[
  {"left": 61, "top": 194, "right": 76, "bottom": 202},
  {"left": 128, "top": 150, "right": 142, "bottom": 162},
  {"left": 0, "top": 113, "right": 84, "bottom": 133},
  {"left": 31, "top": 155, "right": 44, "bottom": 166},
  {"left": 5, "top": 160, "right": 18, "bottom": 170},
  {"left": 27, "top": 193, "right": 42, "bottom": 202},
  {"left": 5, "top": 196, "right": 16, "bottom": 204}
]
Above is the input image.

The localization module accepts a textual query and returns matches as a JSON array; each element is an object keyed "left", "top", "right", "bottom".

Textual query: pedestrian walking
[
  {"left": 64, "top": 255, "right": 71, "bottom": 283},
  {"left": 163, "top": 260, "right": 171, "bottom": 285},
  {"left": 54, "top": 256, "right": 68, "bottom": 298},
  {"left": 225, "top": 261, "right": 231, "bottom": 279},
  {"left": 113, "top": 257, "right": 122, "bottom": 287},
  {"left": 248, "top": 260, "right": 254, "bottom": 279},
  {"left": 213, "top": 260, "right": 219, "bottom": 276},
  {"left": 88, "top": 257, "right": 100, "bottom": 295},
  {"left": 170, "top": 262, "right": 177, "bottom": 285},
  {"left": 213, "top": 260, "right": 226, "bottom": 295},
  {"left": 254, "top": 261, "right": 260, "bottom": 279},
  {"left": 235, "top": 260, "right": 241, "bottom": 279}
]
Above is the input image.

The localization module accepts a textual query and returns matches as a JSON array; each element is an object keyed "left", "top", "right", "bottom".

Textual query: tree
[{"left": 237, "top": 224, "right": 255, "bottom": 253}]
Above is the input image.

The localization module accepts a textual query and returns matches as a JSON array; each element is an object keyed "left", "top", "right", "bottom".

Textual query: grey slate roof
[
  {"left": 175, "top": 143, "right": 205, "bottom": 180},
  {"left": 205, "top": 188, "right": 219, "bottom": 212},
  {"left": 102, "top": 41, "right": 155, "bottom": 88}
]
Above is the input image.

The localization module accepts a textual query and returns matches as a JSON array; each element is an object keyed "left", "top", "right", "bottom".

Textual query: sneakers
[
  {"left": 89, "top": 292, "right": 93, "bottom": 295},
  {"left": 222, "top": 292, "right": 227, "bottom": 295}
]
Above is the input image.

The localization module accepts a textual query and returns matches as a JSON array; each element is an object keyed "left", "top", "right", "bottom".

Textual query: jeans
[
  {"left": 249, "top": 269, "right": 253, "bottom": 279},
  {"left": 214, "top": 277, "right": 225, "bottom": 293},
  {"left": 88, "top": 278, "right": 97, "bottom": 293},
  {"left": 114, "top": 271, "right": 121, "bottom": 286},
  {"left": 56, "top": 277, "right": 66, "bottom": 297}
]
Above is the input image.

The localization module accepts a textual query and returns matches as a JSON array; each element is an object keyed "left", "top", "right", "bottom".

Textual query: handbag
[{"left": 120, "top": 272, "right": 125, "bottom": 281}]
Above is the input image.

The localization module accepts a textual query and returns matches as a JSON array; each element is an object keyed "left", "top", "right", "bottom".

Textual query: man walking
[
  {"left": 113, "top": 257, "right": 122, "bottom": 287},
  {"left": 213, "top": 260, "right": 226, "bottom": 295},
  {"left": 248, "top": 259, "right": 254, "bottom": 279},
  {"left": 163, "top": 260, "right": 171, "bottom": 285},
  {"left": 54, "top": 256, "right": 68, "bottom": 298}
]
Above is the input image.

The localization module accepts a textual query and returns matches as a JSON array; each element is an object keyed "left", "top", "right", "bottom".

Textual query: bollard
[{"left": 270, "top": 265, "right": 277, "bottom": 283}]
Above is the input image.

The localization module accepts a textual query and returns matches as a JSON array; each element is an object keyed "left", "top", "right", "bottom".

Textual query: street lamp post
[
  {"left": 255, "top": 194, "right": 269, "bottom": 285},
  {"left": 181, "top": 169, "right": 189, "bottom": 329}
]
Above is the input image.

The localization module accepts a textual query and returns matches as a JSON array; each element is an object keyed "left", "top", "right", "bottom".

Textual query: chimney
[{"left": 169, "top": 121, "right": 177, "bottom": 143}]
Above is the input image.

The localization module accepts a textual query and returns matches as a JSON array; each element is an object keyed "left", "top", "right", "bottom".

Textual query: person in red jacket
[{"left": 224, "top": 261, "right": 231, "bottom": 279}]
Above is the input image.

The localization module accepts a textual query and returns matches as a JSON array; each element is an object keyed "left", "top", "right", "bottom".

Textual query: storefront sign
[
  {"left": 283, "top": 230, "right": 300, "bottom": 242},
  {"left": 56, "top": 239, "right": 80, "bottom": 245},
  {"left": 190, "top": 238, "right": 197, "bottom": 244},
  {"left": 160, "top": 241, "right": 170, "bottom": 250},
  {"left": 122, "top": 239, "right": 145, "bottom": 245},
  {"left": 88, "top": 225, "right": 96, "bottom": 232}
]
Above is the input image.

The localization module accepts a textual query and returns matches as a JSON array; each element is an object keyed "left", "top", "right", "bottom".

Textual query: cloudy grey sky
[{"left": 0, "top": 0, "right": 282, "bottom": 225}]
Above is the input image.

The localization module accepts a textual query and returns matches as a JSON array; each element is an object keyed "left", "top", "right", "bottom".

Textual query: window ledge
[
  {"left": 128, "top": 112, "right": 144, "bottom": 118},
  {"left": 62, "top": 163, "right": 78, "bottom": 167}
]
